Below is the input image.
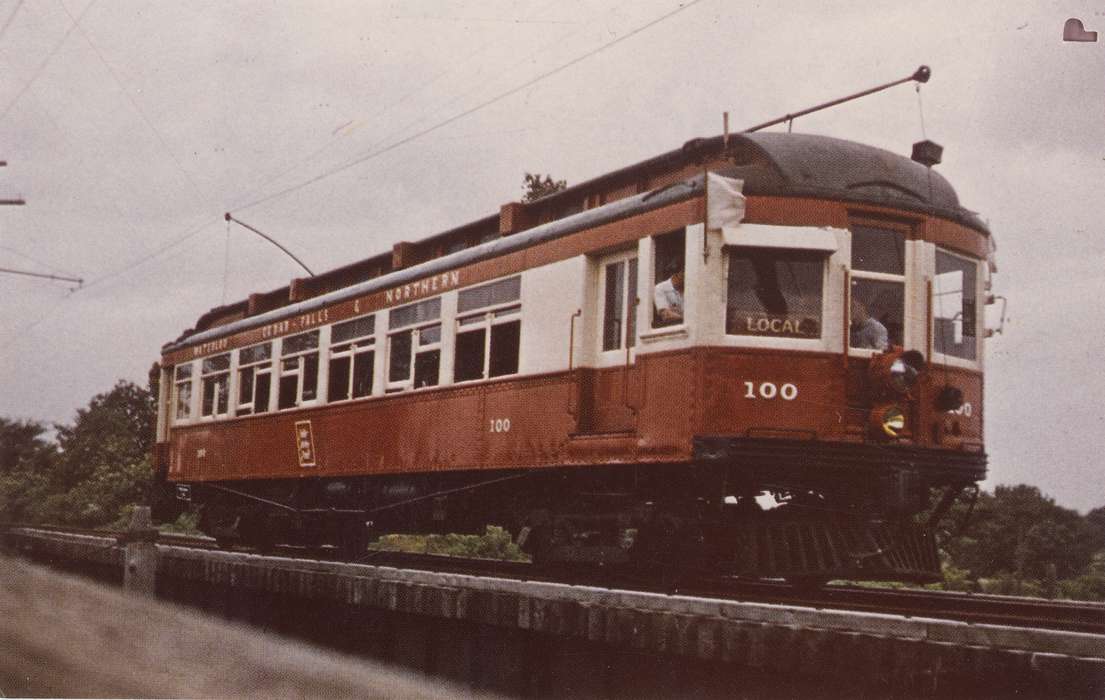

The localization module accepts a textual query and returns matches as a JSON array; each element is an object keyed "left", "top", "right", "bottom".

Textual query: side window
[
  {"left": 329, "top": 314, "right": 375, "bottom": 401},
  {"left": 388, "top": 298, "right": 441, "bottom": 391},
  {"left": 934, "top": 249, "right": 978, "bottom": 360},
  {"left": 200, "top": 353, "right": 230, "bottom": 418},
  {"left": 652, "top": 230, "right": 685, "bottom": 328},
  {"left": 454, "top": 277, "right": 522, "bottom": 382},
  {"left": 601, "top": 257, "right": 637, "bottom": 351},
  {"left": 278, "top": 331, "right": 320, "bottom": 410},
  {"left": 173, "top": 364, "right": 193, "bottom": 421},
  {"left": 726, "top": 248, "right": 823, "bottom": 338},
  {"left": 236, "top": 342, "right": 272, "bottom": 416},
  {"left": 850, "top": 224, "right": 906, "bottom": 350}
]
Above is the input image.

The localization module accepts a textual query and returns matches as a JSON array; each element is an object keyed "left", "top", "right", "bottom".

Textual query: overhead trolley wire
[
  {"left": 0, "top": 0, "right": 99, "bottom": 124},
  {"left": 229, "top": 0, "right": 706, "bottom": 215},
  {"left": 0, "top": 0, "right": 25, "bottom": 44}
]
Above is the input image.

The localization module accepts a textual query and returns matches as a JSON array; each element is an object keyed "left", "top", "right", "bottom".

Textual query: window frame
[
  {"left": 453, "top": 276, "right": 523, "bottom": 384},
  {"left": 931, "top": 246, "right": 982, "bottom": 367},
  {"left": 172, "top": 362, "right": 195, "bottom": 424},
  {"left": 723, "top": 245, "right": 828, "bottom": 342},
  {"left": 277, "top": 330, "right": 321, "bottom": 411},
  {"left": 847, "top": 219, "right": 913, "bottom": 356},
  {"left": 387, "top": 298, "right": 442, "bottom": 392},
  {"left": 235, "top": 342, "right": 273, "bottom": 417},
  {"left": 598, "top": 250, "right": 640, "bottom": 363},
  {"left": 199, "top": 352, "right": 231, "bottom": 420},
  {"left": 328, "top": 314, "right": 377, "bottom": 402}
]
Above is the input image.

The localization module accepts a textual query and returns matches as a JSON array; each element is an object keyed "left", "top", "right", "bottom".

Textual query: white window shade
[{"left": 722, "top": 224, "right": 842, "bottom": 253}]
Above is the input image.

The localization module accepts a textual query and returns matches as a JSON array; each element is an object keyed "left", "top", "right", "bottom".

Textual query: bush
[{"left": 370, "top": 525, "right": 528, "bottom": 562}]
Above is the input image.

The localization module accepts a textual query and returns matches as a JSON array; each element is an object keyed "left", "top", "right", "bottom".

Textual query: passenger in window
[
  {"left": 850, "top": 297, "right": 889, "bottom": 351},
  {"left": 653, "top": 264, "right": 684, "bottom": 326}
]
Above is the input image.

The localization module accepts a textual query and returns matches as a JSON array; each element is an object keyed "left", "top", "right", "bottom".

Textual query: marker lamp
[{"left": 871, "top": 405, "right": 907, "bottom": 438}]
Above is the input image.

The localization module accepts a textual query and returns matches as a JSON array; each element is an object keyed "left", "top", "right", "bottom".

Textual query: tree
[
  {"left": 0, "top": 418, "right": 57, "bottom": 523},
  {"left": 44, "top": 380, "right": 155, "bottom": 526},
  {"left": 522, "top": 172, "right": 566, "bottom": 203},
  {"left": 944, "top": 485, "right": 1097, "bottom": 580}
]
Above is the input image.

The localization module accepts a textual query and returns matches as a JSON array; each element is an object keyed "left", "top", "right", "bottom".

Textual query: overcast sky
[{"left": 1, "top": 1, "right": 1103, "bottom": 511}]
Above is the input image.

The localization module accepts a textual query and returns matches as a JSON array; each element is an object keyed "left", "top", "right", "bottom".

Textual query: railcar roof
[{"left": 170, "top": 132, "right": 988, "bottom": 350}]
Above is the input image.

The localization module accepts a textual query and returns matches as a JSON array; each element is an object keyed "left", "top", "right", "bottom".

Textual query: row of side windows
[{"left": 172, "top": 276, "right": 522, "bottom": 422}]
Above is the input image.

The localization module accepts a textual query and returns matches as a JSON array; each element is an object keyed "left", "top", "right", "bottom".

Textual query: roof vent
[{"left": 911, "top": 139, "right": 943, "bottom": 167}]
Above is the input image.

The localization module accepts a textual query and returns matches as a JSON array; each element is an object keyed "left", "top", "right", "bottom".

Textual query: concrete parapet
[{"left": 5, "top": 527, "right": 1105, "bottom": 697}]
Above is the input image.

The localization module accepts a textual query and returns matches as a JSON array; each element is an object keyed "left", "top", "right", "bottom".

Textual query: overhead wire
[
  {"left": 229, "top": 0, "right": 706, "bottom": 215},
  {"left": 0, "top": 0, "right": 98, "bottom": 124},
  {"left": 0, "top": 0, "right": 25, "bottom": 44}
]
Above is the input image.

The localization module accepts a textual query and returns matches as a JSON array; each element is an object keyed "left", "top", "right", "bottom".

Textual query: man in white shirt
[
  {"left": 654, "top": 269, "right": 684, "bottom": 325},
  {"left": 850, "top": 297, "right": 888, "bottom": 350}
]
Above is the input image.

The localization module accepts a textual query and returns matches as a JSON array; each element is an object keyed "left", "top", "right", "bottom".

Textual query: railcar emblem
[{"left": 295, "top": 420, "right": 317, "bottom": 467}]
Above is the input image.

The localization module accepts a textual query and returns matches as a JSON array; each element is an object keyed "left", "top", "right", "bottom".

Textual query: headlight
[
  {"left": 871, "top": 404, "right": 907, "bottom": 438},
  {"left": 870, "top": 349, "right": 926, "bottom": 395}
]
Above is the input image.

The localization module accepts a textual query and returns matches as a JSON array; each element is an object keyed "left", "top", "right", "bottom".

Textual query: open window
[
  {"left": 849, "top": 224, "right": 906, "bottom": 350},
  {"left": 651, "top": 230, "right": 685, "bottom": 328},
  {"left": 173, "top": 363, "right": 193, "bottom": 422},
  {"left": 388, "top": 297, "right": 441, "bottom": 391},
  {"left": 278, "top": 330, "right": 320, "bottom": 410},
  {"left": 200, "top": 353, "right": 230, "bottom": 418},
  {"left": 455, "top": 277, "right": 521, "bottom": 382},
  {"left": 726, "top": 248, "right": 823, "bottom": 338},
  {"left": 329, "top": 314, "right": 375, "bottom": 401},
  {"left": 236, "top": 342, "right": 272, "bottom": 415},
  {"left": 934, "top": 248, "right": 978, "bottom": 361}
]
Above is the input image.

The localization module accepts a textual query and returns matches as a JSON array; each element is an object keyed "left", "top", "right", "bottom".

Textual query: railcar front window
[
  {"left": 725, "top": 249, "right": 823, "bottom": 338},
  {"left": 388, "top": 297, "right": 442, "bottom": 391},
  {"left": 849, "top": 224, "right": 907, "bottom": 351},
  {"left": 329, "top": 315, "right": 375, "bottom": 402},
  {"left": 200, "top": 353, "right": 230, "bottom": 418},
  {"left": 455, "top": 277, "right": 522, "bottom": 382},
  {"left": 237, "top": 342, "right": 272, "bottom": 415},
  {"left": 173, "top": 364, "right": 193, "bottom": 421},
  {"left": 278, "top": 330, "right": 319, "bottom": 410},
  {"left": 934, "top": 249, "right": 978, "bottom": 360}
]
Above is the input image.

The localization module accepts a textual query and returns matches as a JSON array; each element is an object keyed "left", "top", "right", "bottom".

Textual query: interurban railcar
[{"left": 154, "top": 131, "right": 994, "bottom": 582}]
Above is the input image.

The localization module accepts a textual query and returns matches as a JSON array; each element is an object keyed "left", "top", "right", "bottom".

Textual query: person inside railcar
[
  {"left": 850, "top": 297, "right": 889, "bottom": 350},
  {"left": 653, "top": 263, "right": 684, "bottom": 326}
]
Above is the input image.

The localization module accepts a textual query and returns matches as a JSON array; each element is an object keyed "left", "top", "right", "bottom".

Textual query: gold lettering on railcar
[
  {"left": 385, "top": 270, "right": 461, "bottom": 304},
  {"left": 191, "top": 338, "right": 230, "bottom": 358},
  {"left": 295, "top": 420, "right": 316, "bottom": 468},
  {"left": 258, "top": 308, "right": 330, "bottom": 341},
  {"left": 742, "top": 315, "right": 819, "bottom": 338}
]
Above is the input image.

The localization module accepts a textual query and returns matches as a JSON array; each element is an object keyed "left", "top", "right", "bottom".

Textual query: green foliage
[
  {"left": 159, "top": 510, "right": 201, "bottom": 535},
  {"left": 943, "top": 485, "right": 1097, "bottom": 581},
  {"left": 370, "top": 525, "right": 528, "bottom": 562},
  {"left": 521, "top": 172, "right": 566, "bottom": 203},
  {"left": 0, "top": 380, "right": 154, "bottom": 528}
]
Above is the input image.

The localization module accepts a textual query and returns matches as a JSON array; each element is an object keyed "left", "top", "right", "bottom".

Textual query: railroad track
[{"left": 6, "top": 523, "right": 1105, "bottom": 635}]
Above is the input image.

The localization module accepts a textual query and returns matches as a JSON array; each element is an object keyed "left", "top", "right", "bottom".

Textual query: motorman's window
[
  {"left": 849, "top": 224, "right": 907, "bottom": 351},
  {"left": 652, "top": 230, "right": 685, "bottom": 328},
  {"left": 237, "top": 342, "right": 272, "bottom": 416},
  {"left": 200, "top": 353, "right": 231, "bottom": 418},
  {"left": 388, "top": 297, "right": 441, "bottom": 390},
  {"left": 934, "top": 249, "right": 978, "bottom": 360},
  {"left": 278, "top": 330, "right": 319, "bottom": 410},
  {"left": 329, "top": 314, "right": 375, "bottom": 401},
  {"left": 850, "top": 278, "right": 904, "bottom": 350},
  {"left": 173, "top": 364, "right": 193, "bottom": 421},
  {"left": 726, "top": 249, "right": 823, "bottom": 338},
  {"left": 602, "top": 258, "right": 637, "bottom": 351},
  {"left": 455, "top": 277, "right": 521, "bottom": 382}
]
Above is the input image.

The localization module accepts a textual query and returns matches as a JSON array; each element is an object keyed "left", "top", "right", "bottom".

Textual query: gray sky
[{"left": 1, "top": 1, "right": 1103, "bottom": 511}]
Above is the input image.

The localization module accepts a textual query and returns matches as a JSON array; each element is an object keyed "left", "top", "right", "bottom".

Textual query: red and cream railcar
[{"left": 154, "top": 132, "right": 994, "bottom": 582}]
